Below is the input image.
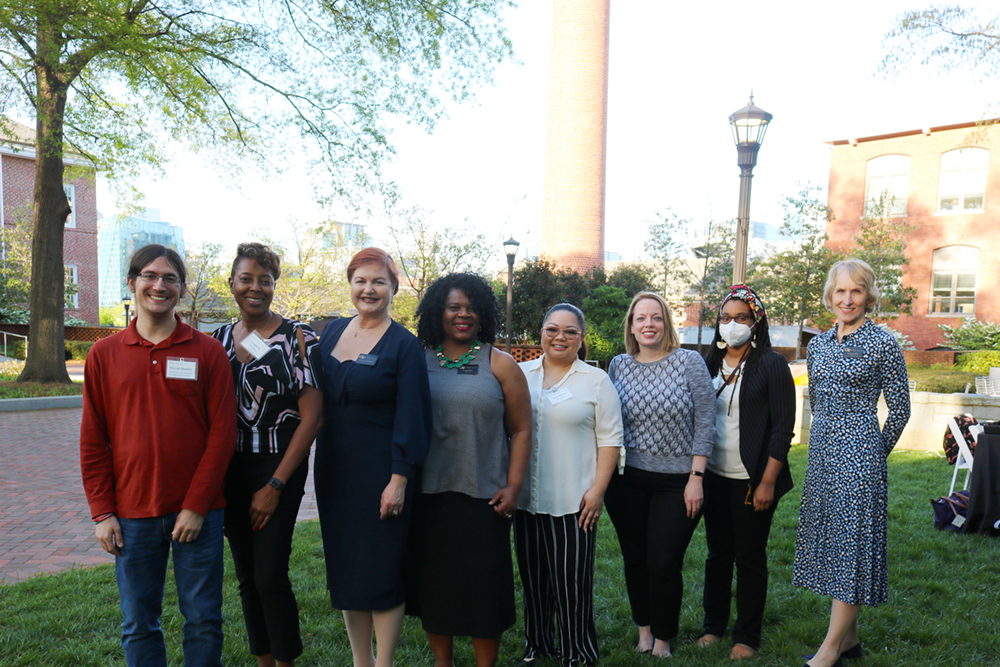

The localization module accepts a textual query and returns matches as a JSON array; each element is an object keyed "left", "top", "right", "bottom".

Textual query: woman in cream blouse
[{"left": 515, "top": 303, "right": 623, "bottom": 667}]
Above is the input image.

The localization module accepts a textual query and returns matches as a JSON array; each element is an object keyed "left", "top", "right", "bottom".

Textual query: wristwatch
[{"left": 267, "top": 477, "right": 285, "bottom": 491}]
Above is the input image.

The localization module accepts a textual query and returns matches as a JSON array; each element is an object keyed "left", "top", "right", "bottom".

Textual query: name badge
[
  {"left": 239, "top": 331, "right": 274, "bottom": 360},
  {"left": 355, "top": 353, "right": 379, "bottom": 366},
  {"left": 165, "top": 357, "right": 198, "bottom": 380},
  {"left": 457, "top": 365, "right": 479, "bottom": 375},
  {"left": 843, "top": 345, "right": 865, "bottom": 359},
  {"left": 546, "top": 387, "right": 573, "bottom": 405}
]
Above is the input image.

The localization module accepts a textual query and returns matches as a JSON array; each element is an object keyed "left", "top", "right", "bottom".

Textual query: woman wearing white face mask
[{"left": 695, "top": 285, "right": 795, "bottom": 661}]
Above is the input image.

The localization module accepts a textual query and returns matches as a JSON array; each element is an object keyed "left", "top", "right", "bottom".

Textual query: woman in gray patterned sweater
[{"left": 604, "top": 291, "right": 716, "bottom": 658}]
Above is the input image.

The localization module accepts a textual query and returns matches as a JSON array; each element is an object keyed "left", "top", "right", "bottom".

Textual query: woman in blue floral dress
[{"left": 793, "top": 259, "right": 910, "bottom": 667}]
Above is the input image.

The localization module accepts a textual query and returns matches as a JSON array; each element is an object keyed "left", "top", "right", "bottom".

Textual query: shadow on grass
[{"left": 1, "top": 445, "right": 998, "bottom": 666}]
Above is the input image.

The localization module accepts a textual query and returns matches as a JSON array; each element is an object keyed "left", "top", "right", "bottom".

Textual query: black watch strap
[{"left": 267, "top": 476, "right": 285, "bottom": 491}]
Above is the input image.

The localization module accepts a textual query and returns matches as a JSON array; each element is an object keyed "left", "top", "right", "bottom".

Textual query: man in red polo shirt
[{"left": 80, "top": 244, "right": 236, "bottom": 667}]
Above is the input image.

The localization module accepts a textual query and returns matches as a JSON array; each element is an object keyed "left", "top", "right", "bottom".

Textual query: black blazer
[{"left": 734, "top": 349, "right": 796, "bottom": 500}]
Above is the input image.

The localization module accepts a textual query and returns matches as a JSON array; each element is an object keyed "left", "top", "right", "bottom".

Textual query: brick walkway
[{"left": 0, "top": 407, "right": 318, "bottom": 585}]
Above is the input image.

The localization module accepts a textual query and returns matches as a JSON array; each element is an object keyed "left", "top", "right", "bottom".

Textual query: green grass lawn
[
  {"left": 1, "top": 446, "right": 999, "bottom": 666},
  {"left": 905, "top": 365, "right": 979, "bottom": 394}
]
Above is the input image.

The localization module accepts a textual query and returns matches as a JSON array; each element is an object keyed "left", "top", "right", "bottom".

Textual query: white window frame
[
  {"left": 929, "top": 245, "right": 978, "bottom": 316},
  {"left": 938, "top": 148, "right": 988, "bottom": 214},
  {"left": 65, "top": 264, "right": 79, "bottom": 309},
  {"left": 64, "top": 183, "right": 77, "bottom": 228},
  {"left": 864, "top": 154, "right": 910, "bottom": 218}
]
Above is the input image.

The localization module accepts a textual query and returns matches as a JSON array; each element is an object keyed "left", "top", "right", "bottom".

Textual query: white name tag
[
  {"left": 165, "top": 357, "right": 199, "bottom": 381},
  {"left": 239, "top": 331, "right": 274, "bottom": 360},
  {"left": 546, "top": 387, "right": 573, "bottom": 405}
]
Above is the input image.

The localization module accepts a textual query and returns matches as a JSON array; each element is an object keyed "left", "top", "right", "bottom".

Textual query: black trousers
[
  {"left": 224, "top": 452, "right": 308, "bottom": 662},
  {"left": 701, "top": 471, "right": 777, "bottom": 649},
  {"left": 513, "top": 510, "right": 599, "bottom": 666},
  {"left": 604, "top": 467, "right": 701, "bottom": 641}
]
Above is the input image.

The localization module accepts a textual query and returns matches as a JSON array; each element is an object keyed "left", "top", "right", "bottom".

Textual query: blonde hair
[
  {"left": 822, "top": 258, "right": 880, "bottom": 314},
  {"left": 623, "top": 291, "right": 680, "bottom": 356}
]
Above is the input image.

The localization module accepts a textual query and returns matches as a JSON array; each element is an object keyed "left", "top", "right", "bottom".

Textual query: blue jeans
[{"left": 115, "top": 508, "right": 224, "bottom": 667}]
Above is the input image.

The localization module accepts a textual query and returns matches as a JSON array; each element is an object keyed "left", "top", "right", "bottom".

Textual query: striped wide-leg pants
[{"left": 513, "top": 510, "right": 599, "bottom": 666}]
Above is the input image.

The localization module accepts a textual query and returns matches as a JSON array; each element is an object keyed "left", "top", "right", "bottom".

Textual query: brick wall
[
  {"left": 826, "top": 123, "right": 1000, "bottom": 350},
  {"left": 903, "top": 349, "right": 959, "bottom": 367},
  {"left": 539, "top": 0, "right": 609, "bottom": 274},
  {"left": 2, "top": 154, "right": 99, "bottom": 325}
]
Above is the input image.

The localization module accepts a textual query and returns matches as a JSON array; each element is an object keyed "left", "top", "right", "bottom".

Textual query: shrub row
[
  {"left": 955, "top": 350, "right": 1000, "bottom": 374},
  {"left": 0, "top": 339, "right": 94, "bottom": 361}
]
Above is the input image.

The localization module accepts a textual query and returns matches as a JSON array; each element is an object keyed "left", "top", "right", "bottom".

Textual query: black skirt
[{"left": 405, "top": 491, "right": 516, "bottom": 638}]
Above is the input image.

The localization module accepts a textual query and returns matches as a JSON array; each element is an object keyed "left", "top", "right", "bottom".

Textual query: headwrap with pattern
[{"left": 720, "top": 284, "right": 766, "bottom": 322}]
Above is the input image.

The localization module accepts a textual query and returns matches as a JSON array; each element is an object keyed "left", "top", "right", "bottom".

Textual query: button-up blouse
[{"left": 517, "top": 356, "right": 624, "bottom": 517}]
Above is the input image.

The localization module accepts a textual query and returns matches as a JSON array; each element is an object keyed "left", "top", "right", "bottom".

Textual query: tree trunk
[{"left": 17, "top": 61, "right": 72, "bottom": 383}]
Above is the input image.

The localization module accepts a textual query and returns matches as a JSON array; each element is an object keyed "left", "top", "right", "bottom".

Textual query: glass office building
[{"left": 98, "top": 210, "right": 184, "bottom": 307}]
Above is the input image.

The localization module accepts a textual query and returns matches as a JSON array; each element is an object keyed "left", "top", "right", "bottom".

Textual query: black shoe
[
  {"left": 802, "top": 658, "right": 844, "bottom": 667},
  {"left": 804, "top": 643, "right": 862, "bottom": 661}
]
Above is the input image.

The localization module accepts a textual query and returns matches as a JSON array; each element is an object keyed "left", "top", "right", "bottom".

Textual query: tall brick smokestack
[{"left": 539, "top": 0, "right": 609, "bottom": 273}]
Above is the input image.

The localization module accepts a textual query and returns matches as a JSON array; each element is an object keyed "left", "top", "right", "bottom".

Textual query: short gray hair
[{"left": 822, "top": 258, "right": 880, "bottom": 314}]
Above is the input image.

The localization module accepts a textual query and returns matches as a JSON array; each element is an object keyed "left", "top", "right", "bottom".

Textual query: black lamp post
[
  {"left": 729, "top": 94, "right": 772, "bottom": 285},
  {"left": 122, "top": 296, "right": 133, "bottom": 325},
  {"left": 503, "top": 237, "right": 520, "bottom": 353}
]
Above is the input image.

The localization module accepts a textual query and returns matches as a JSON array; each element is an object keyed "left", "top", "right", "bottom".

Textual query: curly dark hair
[
  {"left": 231, "top": 242, "right": 281, "bottom": 280},
  {"left": 416, "top": 273, "right": 500, "bottom": 348}
]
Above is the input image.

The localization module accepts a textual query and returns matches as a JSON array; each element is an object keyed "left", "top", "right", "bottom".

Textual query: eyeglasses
[
  {"left": 137, "top": 271, "right": 181, "bottom": 286},
  {"left": 719, "top": 313, "right": 754, "bottom": 325},
  {"left": 542, "top": 326, "right": 582, "bottom": 340}
]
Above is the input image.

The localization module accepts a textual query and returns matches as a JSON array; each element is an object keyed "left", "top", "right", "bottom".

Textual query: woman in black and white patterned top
[
  {"left": 604, "top": 291, "right": 716, "bottom": 658},
  {"left": 793, "top": 259, "right": 910, "bottom": 667},
  {"left": 213, "top": 242, "right": 324, "bottom": 667}
]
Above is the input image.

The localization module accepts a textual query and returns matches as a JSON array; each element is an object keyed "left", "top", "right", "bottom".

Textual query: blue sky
[{"left": 96, "top": 0, "right": 998, "bottom": 267}]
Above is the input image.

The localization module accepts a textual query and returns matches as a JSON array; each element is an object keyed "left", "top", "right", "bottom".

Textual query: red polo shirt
[{"left": 80, "top": 317, "right": 237, "bottom": 520}]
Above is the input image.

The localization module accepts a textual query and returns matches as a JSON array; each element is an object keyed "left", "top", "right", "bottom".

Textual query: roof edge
[{"left": 825, "top": 120, "right": 998, "bottom": 146}]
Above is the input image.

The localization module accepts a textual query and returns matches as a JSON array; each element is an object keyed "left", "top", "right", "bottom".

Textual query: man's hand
[
  {"left": 96, "top": 516, "right": 124, "bottom": 556},
  {"left": 171, "top": 509, "right": 205, "bottom": 543}
]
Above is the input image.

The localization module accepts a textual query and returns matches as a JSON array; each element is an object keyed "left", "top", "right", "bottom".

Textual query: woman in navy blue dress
[
  {"left": 793, "top": 259, "right": 910, "bottom": 667},
  {"left": 315, "top": 248, "right": 432, "bottom": 667}
]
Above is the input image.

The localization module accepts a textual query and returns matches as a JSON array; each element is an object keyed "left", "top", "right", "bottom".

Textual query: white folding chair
[{"left": 948, "top": 416, "right": 976, "bottom": 496}]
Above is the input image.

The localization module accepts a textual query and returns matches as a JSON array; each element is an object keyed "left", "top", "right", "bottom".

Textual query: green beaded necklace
[{"left": 436, "top": 341, "right": 482, "bottom": 369}]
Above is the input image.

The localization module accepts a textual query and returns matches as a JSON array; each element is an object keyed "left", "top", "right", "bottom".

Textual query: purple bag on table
[{"left": 932, "top": 490, "right": 970, "bottom": 532}]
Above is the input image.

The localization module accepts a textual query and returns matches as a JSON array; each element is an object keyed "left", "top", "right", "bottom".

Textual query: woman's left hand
[
  {"left": 489, "top": 484, "right": 520, "bottom": 518},
  {"left": 578, "top": 487, "right": 605, "bottom": 532},
  {"left": 380, "top": 474, "right": 408, "bottom": 520},
  {"left": 752, "top": 481, "right": 775, "bottom": 511},
  {"left": 684, "top": 476, "right": 704, "bottom": 519},
  {"left": 249, "top": 485, "right": 280, "bottom": 530}
]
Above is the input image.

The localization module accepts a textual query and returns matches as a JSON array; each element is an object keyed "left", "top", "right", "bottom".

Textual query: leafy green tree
[
  {"left": 645, "top": 209, "right": 695, "bottom": 297},
  {"left": 385, "top": 205, "right": 498, "bottom": 329},
  {"left": 177, "top": 242, "right": 235, "bottom": 330},
  {"left": 689, "top": 220, "right": 736, "bottom": 354},
  {"left": 0, "top": 209, "right": 77, "bottom": 324},
  {"left": 0, "top": 0, "right": 514, "bottom": 382},
  {"left": 605, "top": 262, "right": 655, "bottom": 301},
  {"left": 940, "top": 318, "right": 1000, "bottom": 350},
  {"left": 582, "top": 284, "right": 630, "bottom": 364},
  {"left": 501, "top": 259, "right": 594, "bottom": 345},
  {"left": 98, "top": 306, "right": 126, "bottom": 328},
  {"left": 853, "top": 192, "right": 917, "bottom": 321},
  {"left": 250, "top": 221, "right": 354, "bottom": 322},
  {"left": 751, "top": 185, "right": 839, "bottom": 358},
  {"left": 882, "top": 7, "right": 1000, "bottom": 96}
]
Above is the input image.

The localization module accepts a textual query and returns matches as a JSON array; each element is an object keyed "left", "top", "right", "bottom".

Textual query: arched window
[
  {"left": 864, "top": 154, "right": 909, "bottom": 217},
  {"left": 930, "top": 245, "right": 978, "bottom": 315},
  {"left": 938, "top": 148, "right": 988, "bottom": 212}
]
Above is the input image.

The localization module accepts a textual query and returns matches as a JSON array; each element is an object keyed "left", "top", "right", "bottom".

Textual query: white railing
[{"left": 1, "top": 331, "right": 27, "bottom": 359}]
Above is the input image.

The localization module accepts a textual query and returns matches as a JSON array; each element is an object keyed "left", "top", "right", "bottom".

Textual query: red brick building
[
  {"left": 826, "top": 121, "right": 1000, "bottom": 350},
  {"left": 1, "top": 120, "right": 99, "bottom": 324}
]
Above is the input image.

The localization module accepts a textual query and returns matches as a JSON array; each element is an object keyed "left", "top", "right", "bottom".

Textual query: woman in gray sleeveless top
[{"left": 405, "top": 273, "right": 532, "bottom": 667}]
